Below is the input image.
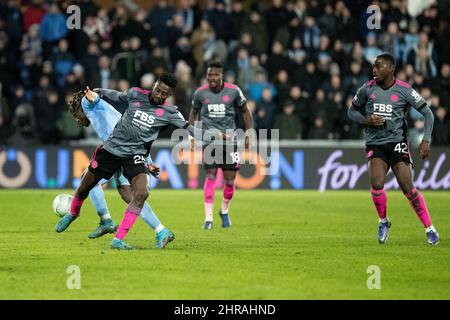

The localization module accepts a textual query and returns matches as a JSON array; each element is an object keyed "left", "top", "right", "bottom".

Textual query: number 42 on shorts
[{"left": 394, "top": 142, "right": 408, "bottom": 154}]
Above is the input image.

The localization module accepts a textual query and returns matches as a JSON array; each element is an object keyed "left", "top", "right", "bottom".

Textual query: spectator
[
  {"left": 264, "top": 41, "right": 291, "bottom": 81},
  {"left": 363, "top": 32, "right": 383, "bottom": 64},
  {"left": 90, "top": 55, "right": 111, "bottom": 89},
  {"left": 288, "top": 85, "right": 309, "bottom": 137},
  {"left": 147, "top": 0, "right": 176, "bottom": 48},
  {"left": 50, "top": 38, "right": 76, "bottom": 88},
  {"left": 273, "top": 69, "right": 290, "bottom": 105},
  {"left": 173, "top": 60, "right": 194, "bottom": 118},
  {"left": 230, "top": 0, "right": 246, "bottom": 43},
  {"left": 294, "top": 61, "right": 321, "bottom": 97},
  {"left": 0, "top": 32, "right": 16, "bottom": 88},
  {"left": 432, "top": 106, "right": 450, "bottom": 145},
  {"left": 20, "top": 23, "right": 42, "bottom": 57},
  {"left": 248, "top": 71, "right": 276, "bottom": 103},
  {"left": 0, "top": 84, "right": 11, "bottom": 143},
  {"left": 264, "top": 0, "right": 288, "bottom": 46},
  {"left": 40, "top": 2, "right": 68, "bottom": 59},
  {"left": 273, "top": 100, "right": 302, "bottom": 139},
  {"left": 310, "top": 89, "right": 329, "bottom": 124},
  {"left": 1, "top": 0, "right": 23, "bottom": 52},
  {"left": 237, "top": 55, "right": 266, "bottom": 91},
  {"left": 343, "top": 61, "right": 365, "bottom": 97},
  {"left": 402, "top": 20, "right": 420, "bottom": 64},
  {"left": 19, "top": 50, "right": 41, "bottom": 90},
  {"left": 8, "top": 102, "right": 37, "bottom": 146},
  {"left": 318, "top": 3, "right": 337, "bottom": 39},
  {"left": 297, "top": 16, "right": 321, "bottom": 54},
  {"left": 177, "top": 0, "right": 198, "bottom": 35},
  {"left": 140, "top": 73, "right": 155, "bottom": 90},
  {"left": 256, "top": 87, "right": 277, "bottom": 131},
  {"left": 288, "top": 37, "right": 306, "bottom": 64},
  {"left": 143, "top": 46, "right": 169, "bottom": 76},
  {"left": 308, "top": 117, "right": 328, "bottom": 139},
  {"left": 380, "top": 22, "right": 402, "bottom": 65},
  {"left": 170, "top": 36, "right": 195, "bottom": 71},
  {"left": 412, "top": 46, "right": 438, "bottom": 79},
  {"left": 0, "top": 0, "right": 448, "bottom": 145},
  {"left": 34, "top": 89, "right": 61, "bottom": 144},
  {"left": 22, "top": 0, "right": 46, "bottom": 33},
  {"left": 203, "top": 0, "right": 232, "bottom": 43},
  {"left": 435, "top": 64, "right": 450, "bottom": 107},
  {"left": 241, "top": 9, "right": 269, "bottom": 55},
  {"left": 81, "top": 42, "right": 100, "bottom": 82},
  {"left": 406, "top": 31, "right": 438, "bottom": 71}
]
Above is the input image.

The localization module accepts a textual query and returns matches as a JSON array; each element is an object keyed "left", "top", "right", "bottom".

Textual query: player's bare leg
[
  {"left": 56, "top": 170, "right": 101, "bottom": 233},
  {"left": 392, "top": 162, "right": 439, "bottom": 245},
  {"left": 203, "top": 168, "right": 218, "bottom": 229},
  {"left": 117, "top": 184, "right": 132, "bottom": 203},
  {"left": 368, "top": 158, "right": 391, "bottom": 243},
  {"left": 220, "top": 169, "right": 236, "bottom": 228}
]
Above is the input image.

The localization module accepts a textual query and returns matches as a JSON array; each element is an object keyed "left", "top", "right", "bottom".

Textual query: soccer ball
[{"left": 52, "top": 194, "right": 73, "bottom": 217}]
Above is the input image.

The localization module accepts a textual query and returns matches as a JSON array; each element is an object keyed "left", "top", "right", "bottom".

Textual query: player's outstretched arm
[
  {"left": 169, "top": 110, "right": 227, "bottom": 142},
  {"left": 93, "top": 88, "right": 129, "bottom": 103},
  {"left": 417, "top": 105, "right": 434, "bottom": 159}
]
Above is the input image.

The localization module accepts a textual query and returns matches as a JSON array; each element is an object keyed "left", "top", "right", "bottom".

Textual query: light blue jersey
[{"left": 81, "top": 93, "right": 122, "bottom": 142}]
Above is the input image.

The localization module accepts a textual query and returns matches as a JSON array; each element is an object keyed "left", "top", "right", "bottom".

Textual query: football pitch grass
[{"left": 0, "top": 189, "right": 449, "bottom": 300}]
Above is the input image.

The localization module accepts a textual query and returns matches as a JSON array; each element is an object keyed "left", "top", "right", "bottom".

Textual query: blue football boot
[
  {"left": 378, "top": 220, "right": 391, "bottom": 244},
  {"left": 426, "top": 230, "right": 439, "bottom": 245},
  {"left": 203, "top": 221, "right": 213, "bottom": 230},
  {"left": 155, "top": 228, "right": 175, "bottom": 249},
  {"left": 219, "top": 211, "right": 231, "bottom": 228},
  {"left": 55, "top": 213, "right": 78, "bottom": 233},
  {"left": 88, "top": 219, "right": 117, "bottom": 239},
  {"left": 111, "top": 238, "right": 134, "bottom": 250}
]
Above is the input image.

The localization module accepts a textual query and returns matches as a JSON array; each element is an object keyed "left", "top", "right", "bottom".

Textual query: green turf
[{"left": 0, "top": 189, "right": 449, "bottom": 300}]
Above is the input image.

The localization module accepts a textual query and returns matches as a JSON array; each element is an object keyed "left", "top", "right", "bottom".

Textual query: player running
[
  {"left": 189, "top": 60, "right": 254, "bottom": 229},
  {"left": 66, "top": 89, "right": 172, "bottom": 249},
  {"left": 347, "top": 53, "right": 439, "bottom": 245}
]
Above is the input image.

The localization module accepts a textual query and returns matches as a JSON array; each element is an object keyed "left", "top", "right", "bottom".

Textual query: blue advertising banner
[{"left": 0, "top": 146, "right": 449, "bottom": 190}]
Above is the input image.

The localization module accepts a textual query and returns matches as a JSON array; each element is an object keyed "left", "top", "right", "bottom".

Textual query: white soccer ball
[{"left": 52, "top": 194, "right": 73, "bottom": 217}]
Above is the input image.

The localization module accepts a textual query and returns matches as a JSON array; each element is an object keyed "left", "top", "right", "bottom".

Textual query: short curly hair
[
  {"left": 68, "top": 90, "right": 85, "bottom": 115},
  {"left": 159, "top": 72, "right": 177, "bottom": 89},
  {"left": 207, "top": 60, "right": 224, "bottom": 70}
]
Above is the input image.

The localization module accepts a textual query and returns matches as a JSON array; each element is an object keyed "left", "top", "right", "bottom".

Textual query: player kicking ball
[
  {"left": 189, "top": 61, "right": 253, "bottom": 229},
  {"left": 63, "top": 89, "right": 172, "bottom": 249},
  {"left": 348, "top": 53, "right": 439, "bottom": 245}
]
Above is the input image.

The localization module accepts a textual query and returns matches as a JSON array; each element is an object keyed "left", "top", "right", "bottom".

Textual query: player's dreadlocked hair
[
  {"left": 159, "top": 73, "right": 178, "bottom": 89},
  {"left": 207, "top": 60, "right": 224, "bottom": 70},
  {"left": 68, "top": 90, "right": 85, "bottom": 115}
]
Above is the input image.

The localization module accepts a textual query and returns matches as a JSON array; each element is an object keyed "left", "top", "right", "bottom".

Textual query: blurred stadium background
[{"left": 0, "top": 0, "right": 449, "bottom": 191}]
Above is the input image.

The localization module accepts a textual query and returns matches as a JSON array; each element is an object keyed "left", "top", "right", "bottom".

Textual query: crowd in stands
[{"left": 0, "top": 0, "right": 449, "bottom": 146}]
